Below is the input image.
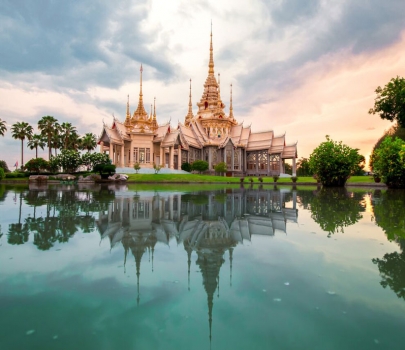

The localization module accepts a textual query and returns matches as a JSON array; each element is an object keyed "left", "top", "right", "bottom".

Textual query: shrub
[
  {"left": 291, "top": 176, "right": 298, "bottom": 183},
  {"left": 191, "top": 160, "right": 208, "bottom": 173},
  {"left": 273, "top": 175, "right": 279, "bottom": 182},
  {"left": 181, "top": 162, "right": 192, "bottom": 172},
  {"left": 214, "top": 162, "right": 227, "bottom": 175},
  {"left": 94, "top": 164, "right": 116, "bottom": 178},
  {"left": 240, "top": 177, "right": 245, "bottom": 183},
  {"left": 309, "top": 136, "right": 362, "bottom": 187},
  {"left": 249, "top": 177, "right": 254, "bottom": 183},
  {"left": 0, "top": 168, "right": 4, "bottom": 180},
  {"left": 25, "top": 158, "right": 49, "bottom": 174},
  {"left": 0, "top": 160, "right": 10, "bottom": 173},
  {"left": 54, "top": 150, "right": 81, "bottom": 173},
  {"left": 134, "top": 162, "right": 141, "bottom": 174},
  {"left": 258, "top": 176, "right": 263, "bottom": 183},
  {"left": 82, "top": 152, "right": 111, "bottom": 169},
  {"left": 372, "top": 136, "right": 405, "bottom": 188},
  {"left": 153, "top": 163, "right": 162, "bottom": 174}
]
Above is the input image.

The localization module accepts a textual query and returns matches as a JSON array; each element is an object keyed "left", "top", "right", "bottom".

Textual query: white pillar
[
  {"left": 109, "top": 142, "right": 113, "bottom": 163},
  {"left": 169, "top": 147, "right": 174, "bottom": 169},
  {"left": 292, "top": 157, "right": 297, "bottom": 176},
  {"left": 121, "top": 145, "right": 125, "bottom": 167},
  {"left": 99, "top": 141, "right": 104, "bottom": 153}
]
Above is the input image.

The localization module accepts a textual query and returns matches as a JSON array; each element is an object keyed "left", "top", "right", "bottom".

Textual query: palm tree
[
  {"left": 11, "top": 122, "right": 33, "bottom": 168},
  {"left": 27, "top": 134, "right": 46, "bottom": 158},
  {"left": 60, "top": 122, "right": 77, "bottom": 150},
  {"left": 38, "top": 116, "right": 59, "bottom": 159},
  {"left": 50, "top": 126, "right": 62, "bottom": 156},
  {"left": 80, "top": 133, "right": 97, "bottom": 152},
  {"left": 0, "top": 118, "right": 7, "bottom": 136}
]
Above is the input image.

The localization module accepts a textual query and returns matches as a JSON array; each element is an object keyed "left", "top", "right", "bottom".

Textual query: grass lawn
[{"left": 0, "top": 174, "right": 377, "bottom": 184}]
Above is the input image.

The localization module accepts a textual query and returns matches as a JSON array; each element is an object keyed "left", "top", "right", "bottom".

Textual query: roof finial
[
  {"left": 209, "top": 22, "right": 214, "bottom": 75},
  {"left": 134, "top": 64, "right": 148, "bottom": 119},
  {"left": 150, "top": 103, "right": 153, "bottom": 120},
  {"left": 153, "top": 97, "right": 156, "bottom": 120},
  {"left": 217, "top": 73, "right": 221, "bottom": 105},
  {"left": 185, "top": 79, "right": 194, "bottom": 125},
  {"left": 126, "top": 94, "right": 131, "bottom": 123},
  {"left": 229, "top": 84, "right": 234, "bottom": 119}
]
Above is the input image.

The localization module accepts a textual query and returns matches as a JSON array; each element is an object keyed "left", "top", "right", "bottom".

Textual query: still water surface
[{"left": 0, "top": 183, "right": 405, "bottom": 350}]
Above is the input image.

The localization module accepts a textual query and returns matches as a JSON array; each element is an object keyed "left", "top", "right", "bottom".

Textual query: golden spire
[
  {"left": 134, "top": 64, "right": 148, "bottom": 119},
  {"left": 125, "top": 95, "right": 131, "bottom": 124},
  {"left": 185, "top": 79, "right": 194, "bottom": 124},
  {"left": 208, "top": 22, "right": 214, "bottom": 75},
  {"left": 153, "top": 97, "right": 156, "bottom": 120},
  {"left": 229, "top": 84, "right": 234, "bottom": 119},
  {"left": 217, "top": 73, "right": 221, "bottom": 107},
  {"left": 150, "top": 104, "right": 153, "bottom": 120}
]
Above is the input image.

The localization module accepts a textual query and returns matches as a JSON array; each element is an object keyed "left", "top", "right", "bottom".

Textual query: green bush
[
  {"left": 0, "top": 168, "right": 4, "bottom": 180},
  {"left": 273, "top": 175, "right": 279, "bottom": 182},
  {"left": 181, "top": 162, "right": 192, "bottom": 172},
  {"left": 134, "top": 162, "right": 141, "bottom": 173},
  {"left": 214, "top": 162, "right": 227, "bottom": 174},
  {"left": 309, "top": 136, "right": 362, "bottom": 187},
  {"left": 25, "top": 158, "right": 49, "bottom": 173},
  {"left": 0, "top": 160, "right": 10, "bottom": 173},
  {"left": 191, "top": 160, "right": 208, "bottom": 173},
  {"left": 372, "top": 136, "right": 405, "bottom": 188}
]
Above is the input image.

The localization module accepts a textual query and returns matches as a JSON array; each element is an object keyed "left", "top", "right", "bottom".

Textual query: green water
[{"left": 0, "top": 183, "right": 405, "bottom": 350}]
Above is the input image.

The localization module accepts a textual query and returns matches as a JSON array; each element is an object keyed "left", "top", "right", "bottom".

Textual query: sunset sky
[{"left": 1, "top": 0, "right": 405, "bottom": 169}]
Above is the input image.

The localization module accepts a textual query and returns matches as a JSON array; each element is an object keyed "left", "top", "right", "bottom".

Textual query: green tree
[
  {"left": 309, "top": 136, "right": 362, "bottom": 187},
  {"left": 82, "top": 152, "right": 110, "bottom": 170},
  {"left": 60, "top": 122, "right": 77, "bottom": 150},
  {"left": 134, "top": 162, "right": 141, "bottom": 174},
  {"left": 11, "top": 121, "right": 33, "bottom": 168},
  {"left": 296, "top": 157, "right": 312, "bottom": 176},
  {"left": 0, "top": 160, "right": 10, "bottom": 173},
  {"left": 214, "top": 162, "right": 227, "bottom": 175},
  {"left": 0, "top": 168, "right": 4, "bottom": 180},
  {"left": 38, "top": 116, "right": 59, "bottom": 159},
  {"left": 25, "top": 158, "right": 49, "bottom": 174},
  {"left": 80, "top": 133, "right": 97, "bottom": 152},
  {"left": 181, "top": 162, "right": 192, "bottom": 172},
  {"left": 372, "top": 136, "right": 405, "bottom": 188},
  {"left": 54, "top": 149, "right": 82, "bottom": 173},
  {"left": 0, "top": 118, "right": 7, "bottom": 136},
  {"left": 369, "top": 76, "right": 405, "bottom": 128},
  {"left": 309, "top": 188, "right": 365, "bottom": 236},
  {"left": 27, "top": 134, "right": 46, "bottom": 158},
  {"left": 191, "top": 160, "right": 209, "bottom": 174}
]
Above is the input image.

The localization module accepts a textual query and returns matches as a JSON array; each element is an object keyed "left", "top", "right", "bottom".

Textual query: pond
[{"left": 0, "top": 183, "right": 405, "bottom": 350}]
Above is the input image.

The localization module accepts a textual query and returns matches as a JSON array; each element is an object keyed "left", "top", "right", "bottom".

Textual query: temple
[{"left": 98, "top": 29, "right": 298, "bottom": 176}]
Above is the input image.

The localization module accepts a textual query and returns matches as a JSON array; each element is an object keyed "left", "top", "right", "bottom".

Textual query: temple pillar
[
  {"left": 129, "top": 142, "right": 134, "bottom": 167},
  {"left": 121, "top": 144, "right": 125, "bottom": 167},
  {"left": 109, "top": 142, "right": 114, "bottom": 163},
  {"left": 292, "top": 157, "right": 297, "bottom": 176},
  {"left": 160, "top": 146, "right": 164, "bottom": 167},
  {"left": 99, "top": 141, "right": 104, "bottom": 153},
  {"left": 279, "top": 156, "right": 283, "bottom": 175},
  {"left": 169, "top": 147, "right": 174, "bottom": 169}
]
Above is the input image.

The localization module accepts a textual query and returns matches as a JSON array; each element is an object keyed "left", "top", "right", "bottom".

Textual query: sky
[{"left": 1, "top": 0, "right": 405, "bottom": 170}]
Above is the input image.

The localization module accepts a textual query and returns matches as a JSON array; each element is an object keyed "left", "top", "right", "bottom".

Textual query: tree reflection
[
  {"left": 371, "top": 190, "right": 405, "bottom": 301},
  {"left": 5, "top": 185, "right": 115, "bottom": 250},
  {"left": 371, "top": 190, "right": 405, "bottom": 241},
  {"left": 308, "top": 188, "right": 365, "bottom": 236}
]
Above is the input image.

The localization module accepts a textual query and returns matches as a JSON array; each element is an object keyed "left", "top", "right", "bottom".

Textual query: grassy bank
[{"left": 0, "top": 174, "right": 378, "bottom": 184}]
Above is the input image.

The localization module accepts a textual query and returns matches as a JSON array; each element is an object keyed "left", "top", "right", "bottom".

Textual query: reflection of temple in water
[{"left": 96, "top": 188, "right": 298, "bottom": 343}]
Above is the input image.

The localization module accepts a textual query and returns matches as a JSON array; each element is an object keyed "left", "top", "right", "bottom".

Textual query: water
[{"left": 0, "top": 183, "right": 405, "bottom": 350}]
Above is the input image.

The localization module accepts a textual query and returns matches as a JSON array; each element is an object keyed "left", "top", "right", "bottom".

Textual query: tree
[
  {"left": 25, "top": 158, "right": 49, "bottom": 174},
  {"left": 82, "top": 152, "right": 110, "bottom": 170},
  {"left": 80, "top": 133, "right": 97, "bottom": 152},
  {"left": 38, "top": 116, "right": 59, "bottom": 159},
  {"left": 296, "top": 157, "right": 312, "bottom": 176},
  {"left": 27, "top": 134, "right": 46, "bottom": 158},
  {"left": 0, "top": 118, "right": 7, "bottom": 136},
  {"left": 11, "top": 121, "right": 33, "bottom": 168},
  {"left": 0, "top": 160, "right": 10, "bottom": 173},
  {"left": 369, "top": 76, "right": 405, "bottom": 128},
  {"left": 352, "top": 154, "right": 366, "bottom": 176},
  {"left": 54, "top": 149, "right": 82, "bottom": 173},
  {"left": 214, "top": 162, "right": 227, "bottom": 175},
  {"left": 60, "top": 122, "right": 77, "bottom": 150},
  {"left": 308, "top": 136, "right": 362, "bottom": 187},
  {"left": 134, "top": 162, "right": 141, "bottom": 174},
  {"left": 191, "top": 160, "right": 208, "bottom": 174},
  {"left": 372, "top": 136, "right": 405, "bottom": 188},
  {"left": 181, "top": 162, "right": 192, "bottom": 172}
]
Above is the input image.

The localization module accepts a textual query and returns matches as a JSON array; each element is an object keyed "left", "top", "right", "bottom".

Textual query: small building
[{"left": 98, "top": 30, "right": 298, "bottom": 176}]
